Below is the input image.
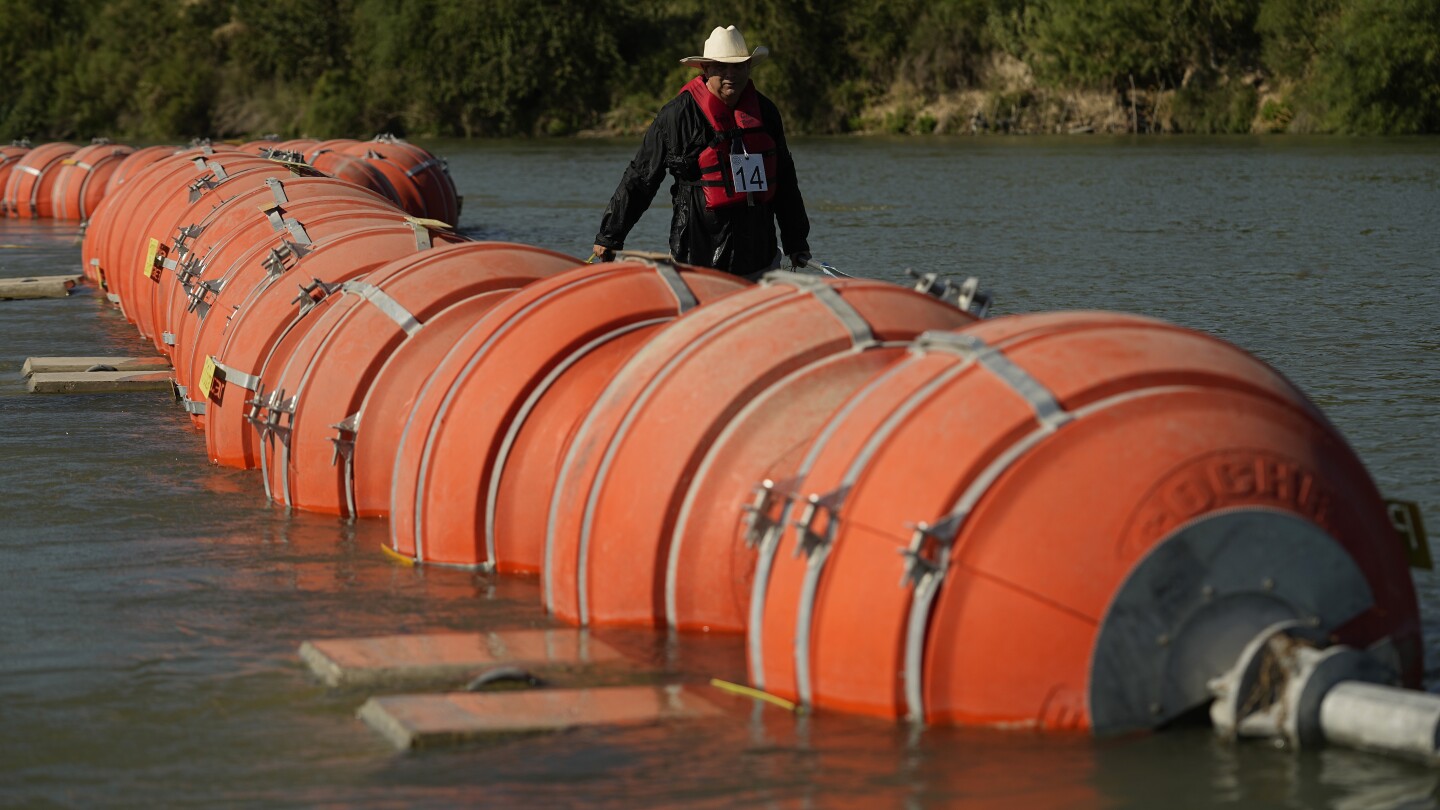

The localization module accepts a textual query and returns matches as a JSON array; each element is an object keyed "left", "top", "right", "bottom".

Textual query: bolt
[{"left": 1262, "top": 577, "right": 1275, "bottom": 591}]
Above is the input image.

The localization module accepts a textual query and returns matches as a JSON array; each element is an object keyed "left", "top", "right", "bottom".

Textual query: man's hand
[
  {"left": 789, "top": 251, "right": 811, "bottom": 269},
  {"left": 590, "top": 245, "right": 616, "bottom": 263}
]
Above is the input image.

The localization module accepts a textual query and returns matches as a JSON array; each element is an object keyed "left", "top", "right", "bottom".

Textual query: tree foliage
[{"left": 1, "top": 0, "right": 1436, "bottom": 138}]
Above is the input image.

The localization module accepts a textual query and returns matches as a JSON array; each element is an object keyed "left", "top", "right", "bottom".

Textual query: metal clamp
[
  {"left": 185, "top": 278, "right": 223, "bottom": 318},
  {"left": 956, "top": 277, "right": 993, "bottom": 318},
  {"left": 899, "top": 515, "right": 962, "bottom": 589},
  {"left": 741, "top": 479, "right": 788, "bottom": 550},
  {"left": 329, "top": 413, "right": 360, "bottom": 517},
  {"left": 172, "top": 224, "right": 203, "bottom": 258},
  {"left": 791, "top": 489, "right": 847, "bottom": 559},
  {"left": 293, "top": 278, "right": 342, "bottom": 314}
]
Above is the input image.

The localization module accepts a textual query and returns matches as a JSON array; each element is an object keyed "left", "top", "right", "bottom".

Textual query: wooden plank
[
  {"left": 0, "top": 275, "right": 84, "bottom": 300},
  {"left": 26, "top": 371, "right": 173, "bottom": 394},
  {"left": 22, "top": 356, "right": 172, "bottom": 376},
  {"left": 358, "top": 685, "right": 723, "bottom": 750},
  {"left": 299, "top": 629, "right": 629, "bottom": 689}
]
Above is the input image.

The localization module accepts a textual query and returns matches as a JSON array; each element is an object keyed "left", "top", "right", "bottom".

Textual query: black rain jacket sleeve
[{"left": 594, "top": 87, "right": 810, "bottom": 277}]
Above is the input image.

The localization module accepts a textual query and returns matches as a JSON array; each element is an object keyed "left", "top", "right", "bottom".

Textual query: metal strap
[
  {"left": 652, "top": 260, "right": 699, "bottom": 313},
  {"left": 340, "top": 281, "right": 422, "bottom": 335},
  {"left": 285, "top": 218, "right": 312, "bottom": 245},
  {"left": 162, "top": 331, "right": 176, "bottom": 346},
  {"left": 182, "top": 399, "right": 207, "bottom": 415},
  {"left": 215, "top": 361, "right": 261, "bottom": 392},
  {"left": 403, "top": 157, "right": 440, "bottom": 177},
  {"left": 406, "top": 220, "right": 432, "bottom": 250},
  {"left": 19, "top": 166, "right": 40, "bottom": 176},
  {"left": 266, "top": 177, "right": 288, "bottom": 205},
  {"left": 917, "top": 331, "right": 1071, "bottom": 429},
  {"left": 766, "top": 271, "right": 875, "bottom": 348},
  {"left": 207, "top": 160, "right": 229, "bottom": 182}
]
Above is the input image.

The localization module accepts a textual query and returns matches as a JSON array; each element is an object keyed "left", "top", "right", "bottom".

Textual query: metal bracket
[
  {"left": 185, "top": 278, "right": 222, "bottom": 317},
  {"left": 265, "top": 176, "right": 289, "bottom": 205},
  {"left": 898, "top": 514, "right": 963, "bottom": 589},
  {"left": 956, "top": 277, "right": 993, "bottom": 318},
  {"left": 293, "top": 278, "right": 343, "bottom": 314},
  {"left": 161, "top": 331, "right": 177, "bottom": 346},
  {"left": 329, "top": 413, "right": 361, "bottom": 517},
  {"left": 171, "top": 224, "right": 203, "bottom": 258},
  {"left": 741, "top": 479, "right": 790, "bottom": 549},
  {"left": 791, "top": 488, "right": 847, "bottom": 559}
]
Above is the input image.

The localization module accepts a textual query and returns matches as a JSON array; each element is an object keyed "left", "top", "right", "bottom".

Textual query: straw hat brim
[{"left": 679, "top": 46, "right": 769, "bottom": 67}]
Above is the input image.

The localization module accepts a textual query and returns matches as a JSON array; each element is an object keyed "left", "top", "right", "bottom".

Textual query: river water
[{"left": 1, "top": 136, "right": 1437, "bottom": 808}]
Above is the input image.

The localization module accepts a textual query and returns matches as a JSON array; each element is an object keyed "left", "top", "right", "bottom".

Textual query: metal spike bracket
[
  {"left": 899, "top": 514, "right": 962, "bottom": 589},
  {"left": 956, "top": 277, "right": 994, "bottom": 319},
  {"left": 740, "top": 479, "right": 788, "bottom": 550},
  {"left": 293, "top": 278, "right": 342, "bottom": 314},
  {"left": 328, "top": 413, "right": 359, "bottom": 467},
  {"left": 792, "top": 489, "right": 848, "bottom": 559}
]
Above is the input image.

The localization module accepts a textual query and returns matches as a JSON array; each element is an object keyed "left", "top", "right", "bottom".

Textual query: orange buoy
[
  {"left": 388, "top": 257, "right": 750, "bottom": 571},
  {"left": 3, "top": 142, "right": 78, "bottom": 218},
  {"left": 341, "top": 137, "right": 458, "bottom": 225},
  {"left": 49, "top": 143, "right": 134, "bottom": 221},
  {"left": 543, "top": 274, "right": 976, "bottom": 629},
  {"left": 347, "top": 292, "right": 523, "bottom": 519},
  {"left": 153, "top": 176, "right": 396, "bottom": 363},
  {"left": 119, "top": 156, "right": 293, "bottom": 342},
  {"left": 202, "top": 220, "right": 464, "bottom": 468},
  {"left": 308, "top": 149, "right": 404, "bottom": 210},
  {"left": 0, "top": 143, "right": 32, "bottom": 211},
  {"left": 102, "top": 145, "right": 177, "bottom": 197},
  {"left": 85, "top": 147, "right": 241, "bottom": 311},
  {"left": 170, "top": 197, "right": 408, "bottom": 402},
  {"left": 747, "top": 311, "right": 1420, "bottom": 734},
  {"left": 256, "top": 242, "right": 580, "bottom": 515}
]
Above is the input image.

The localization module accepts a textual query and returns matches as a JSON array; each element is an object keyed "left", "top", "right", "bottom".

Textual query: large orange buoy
[
  {"left": 102, "top": 145, "right": 176, "bottom": 197},
  {"left": 84, "top": 147, "right": 241, "bottom": 309},
  {"left": 203, "top": 221, "right": 464, "bottom": 468},
  {"left": 170, "top": 198, "right": 409, "bottom": 398},
  {"left": 49, "top": 142, "right": 134, "bottom": 221},
  {"left": 747, "top": 311, "right": 1420, "bottom": 734},
  {"left": 153, "top": 176, "right": 395, "bottom": 363},
  {"left": 388, "top": 257, "right": 750, "bottom": 572},
  {"left": 119, "top": 156, "right": 293, "bottom": 341},
  {"left": 544, "top": 274, "right": 977, "bottom": 629},
  {"left": 256, "top": 242, "right": 580, "bottom": 515},
  {"left": 308, "top": 149, "right": 404, "bottom": 210},
  {"left": 340, "top": 136, "right": 459, "bottom": 225},
  {"left": 347, "top": 293, "right": 521, "bottom": 520},
  {"left": 0, "top": 143, "right": 32, "bottom": 210},
  {"left": 3, "top": 142, "right": 78, "bottom": 218}
]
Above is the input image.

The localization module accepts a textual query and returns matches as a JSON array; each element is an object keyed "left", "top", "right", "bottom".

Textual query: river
[{"left": 1, "top": 136, "right": 1437, "bottom": 808}]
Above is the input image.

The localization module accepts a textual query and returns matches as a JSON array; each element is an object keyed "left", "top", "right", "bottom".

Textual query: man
[{"left": 592, "top": 25, "right": 810, "bottom": 279}]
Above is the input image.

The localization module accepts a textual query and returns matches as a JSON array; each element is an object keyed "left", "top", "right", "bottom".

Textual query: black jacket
[{"left": 594, "top": 85, "right": 810, "bottom": 277}]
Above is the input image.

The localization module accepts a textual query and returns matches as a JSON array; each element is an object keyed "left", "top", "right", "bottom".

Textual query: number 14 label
[{"left": 730, "top": 154, "right": 767, "bottom": 193}]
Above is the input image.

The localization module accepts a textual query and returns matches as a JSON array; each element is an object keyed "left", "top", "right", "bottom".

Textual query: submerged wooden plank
[
  {"left": 358, "top": 685, "right": 722, "bottom": 750},
  {"left": 0, "top": 275, "right": 83, "bottom": 300},
  {"left": 27, "top": 371, "right": 173, "bottom": 394},
  {"left": 299, "top": 629, "right": 629, "bottom": 689},
  {"left": 22, "top": 356, "right": 172, "bottom": 376}
]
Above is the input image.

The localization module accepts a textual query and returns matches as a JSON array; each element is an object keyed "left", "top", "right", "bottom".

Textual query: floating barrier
[
  {"left": 0, "top": 143, "right": 32, "bottom": 209},
  {"left": 3, "top": 142, "right": 78, "bottom": 219},
  {"left": 387, "top": 255, "right": 751, "bottom": 570},
  {"left": 50, "top": 142, "right": 134, "bottom": 221},
  {"left": 748, "top": 311, "right": 1420, "bottom": 733},
  {"left": 256, "top": 241, "right": 581, "bottom": 514},
  {"left": 17, "top": 135, "right": 1431, "bottom": 763}
]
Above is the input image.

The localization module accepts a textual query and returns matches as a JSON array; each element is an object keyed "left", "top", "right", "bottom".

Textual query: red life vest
[{"left": 681, "top": 75, "right": 779, "bottom": 208}]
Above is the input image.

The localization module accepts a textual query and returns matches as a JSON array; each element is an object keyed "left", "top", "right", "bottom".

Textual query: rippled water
[{"left": 2, "top": 136, "right": 1437, "bottom": 808}]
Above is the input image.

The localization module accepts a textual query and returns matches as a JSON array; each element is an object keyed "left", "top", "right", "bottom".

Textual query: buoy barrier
[
  {"left": 745, "top": 311, "right": 1419, "bottom": 732},
  {"left": 387, "top": 255, "right": 751, "bottom": 570},
  {"left": 340, "top": 135, "right": 460, "bottom": 226},
  {"left": 170, "top": 196, "right": 412, "bottom": 406},
  {"left": 50, "top": 142, "right": 134, "bottom": 221},
  {"left": 543, "top": 272, "right": 979, "bottom": 629},
  {"left": 254, "top": 241, "right": 582, "bottom": 515},
  {"left": 0, "top": 142, "right": 33, "bottom": 212},
  {"left": 3, "top": 142, "right": 78, "bottom": 219},
  {"left": 16, "top": 133, "right": 1428, "bottom": 760},
  {"left": 201, "top": 219, "right": 465, "bottom": 468},
  {"left": 152, "top": 176, "right": 397, "bottom": 366}
]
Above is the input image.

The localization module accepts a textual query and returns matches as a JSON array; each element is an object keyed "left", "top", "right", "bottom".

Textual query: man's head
[{"left": 680, "top": 26, "right": 768, "bottom": 106}]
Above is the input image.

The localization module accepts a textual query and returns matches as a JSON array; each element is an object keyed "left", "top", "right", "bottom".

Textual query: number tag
[
  {"left": 198, "top": 356, "right": 220, "bottom": 400},
  {"left": 1386, "top": 499, "right": 1432, "bottom": 570},
  {"left": 729, "top": 153, "right": 767, "bottom": 194},
  {"left": 142, "top": 238, "right": 162, "bottom": 280}
]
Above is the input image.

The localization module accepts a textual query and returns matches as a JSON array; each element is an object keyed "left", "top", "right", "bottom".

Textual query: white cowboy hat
[{"left": 679, "top": 26, "right": 769, "bottom": 66}]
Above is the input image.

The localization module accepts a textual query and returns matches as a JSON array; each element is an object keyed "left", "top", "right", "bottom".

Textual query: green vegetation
[{"left": 2, "top": 0, "right": 1437, "bottom": 139}]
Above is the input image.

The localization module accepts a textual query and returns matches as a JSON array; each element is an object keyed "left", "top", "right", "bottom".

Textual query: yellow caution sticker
[
  {"left": 1387, "top": 499, "right": 1432, "bottom": 570},
  {"left": 198, "top": 355, "right": 219, "bottom": 400},
  {"left": 403, "top": 216, "right": 453, "bottom": 230},
  {"left": 61, "top": 158, "right": 78, "bottom": 166},
  {"left": 142, "top": 237, "right": 162, "bottom": 280}
]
